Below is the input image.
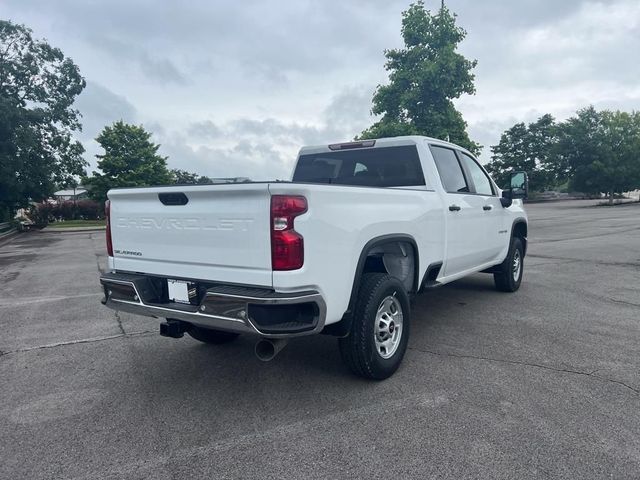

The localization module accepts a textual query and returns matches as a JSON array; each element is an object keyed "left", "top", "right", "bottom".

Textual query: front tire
[
  {"left": 494, "top": 236, "right": 524, "bottom": 292},
  {"left": 186, "top": 325, "right": 239, "bottom": 344},
  {"left": 338, "top": 273, "right": 410, "bottom": 380}
]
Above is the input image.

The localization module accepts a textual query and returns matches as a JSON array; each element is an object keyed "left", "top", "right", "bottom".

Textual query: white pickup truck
[{"left": 100, "top": 136, "right": 528, "bottom": 379}]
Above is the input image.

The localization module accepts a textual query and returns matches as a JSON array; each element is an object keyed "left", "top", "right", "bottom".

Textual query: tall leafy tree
[
  {"left": 0, "top": 20, "right": 86, "bottom": 220},
  {"left": 83, "top": 121, "right": 172, "bottom": 202},
  {"left": 486, "top": 114, "right": 557, "bottom": 191},
  {"left": 359, "top": 1, "right": 479, "bottom": 154},
  {"left": 555, "top": 107, "right": 640, "bottom": 203},
  {"left": 171, "top": 169, "right": 212, "bottom": 185}
]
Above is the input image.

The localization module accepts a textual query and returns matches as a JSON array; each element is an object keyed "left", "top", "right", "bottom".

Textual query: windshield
[{"left": 292, "top": 145, "right": 426, "bottom": 187}]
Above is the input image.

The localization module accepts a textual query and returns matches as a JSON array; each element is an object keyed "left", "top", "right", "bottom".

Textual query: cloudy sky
[{"left": 4, "top": 0, "right": 640, "bottom": 179}]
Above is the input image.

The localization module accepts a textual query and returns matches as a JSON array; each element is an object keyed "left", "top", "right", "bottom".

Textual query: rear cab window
[{"left": 292, "top": 145, "right": 426, "bottom": 187}]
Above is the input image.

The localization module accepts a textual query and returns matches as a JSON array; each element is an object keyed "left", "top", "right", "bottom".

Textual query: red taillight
[
  {"left": 105, "top": 200, "right": 113, "bottom": 256},
  {"left": 271, "top": 195, "right": 307, "bottom": 271}
]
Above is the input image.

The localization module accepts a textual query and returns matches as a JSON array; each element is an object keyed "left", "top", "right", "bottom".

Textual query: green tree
[
  {"left": 555, "top": 107, "right": 640, "bottom": 204},
  {"left": 171, "top": 169, "right": 212, "bottom": 185},
  {"left": 359, "top": 1, "right": 479, "bottom": 154},
  {"left": 486, "top": 114, "right": 557, "bottom": 192},
  {"left": 83, "top": 121, "right": 172, "bottom": 202},
  {"left": 0, "top": 20, "right": 86, "bottom": 220}
]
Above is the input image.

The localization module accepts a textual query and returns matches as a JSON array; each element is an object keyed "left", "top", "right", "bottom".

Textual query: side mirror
[
  {"left": 510, "top": 171, "right": 528, "bottom": 199},
  {"left": 500, "top": 171, "right": 528, "bottom": 207}
]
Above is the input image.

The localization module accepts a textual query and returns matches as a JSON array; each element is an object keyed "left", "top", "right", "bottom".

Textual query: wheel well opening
[
  {"left": 513, "top": 221, "right": 528, "bottom": 255},
  {"left": 362, "top": 241, "right": 417, "bottom": 293}
]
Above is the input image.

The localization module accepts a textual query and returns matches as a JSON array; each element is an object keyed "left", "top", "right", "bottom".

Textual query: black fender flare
[{"left": 511, "top": 217, "right": 528, "bottom": 256}]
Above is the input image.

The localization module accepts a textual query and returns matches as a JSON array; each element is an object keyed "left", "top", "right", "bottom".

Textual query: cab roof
[{"left": 298, "top": 135, "right": 476, "bottom": 159}]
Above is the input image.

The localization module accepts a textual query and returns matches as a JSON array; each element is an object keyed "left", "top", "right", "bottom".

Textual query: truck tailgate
[{"left": 108, "top": 184, "right": 272, "bottom": 287}]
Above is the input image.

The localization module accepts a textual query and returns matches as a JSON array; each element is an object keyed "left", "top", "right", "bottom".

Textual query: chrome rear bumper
[{"left": 100, "top": 272, "right": 326, "bottom": 338}]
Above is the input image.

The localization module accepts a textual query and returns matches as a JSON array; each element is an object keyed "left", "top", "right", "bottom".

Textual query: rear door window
[
  {"left": 293, "top": 145, "right": 426, "bottom": 187},
  {"left": 429, "top": 145, "right": 469, "bottom": 193}
]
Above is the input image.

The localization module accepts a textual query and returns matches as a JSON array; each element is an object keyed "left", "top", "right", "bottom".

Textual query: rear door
[{"left": 108, "top": 183, "right": 273, "bottom": 287}]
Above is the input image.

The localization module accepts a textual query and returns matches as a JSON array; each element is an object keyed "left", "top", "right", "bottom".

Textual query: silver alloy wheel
[
  {"left": 512, "top": 249, "right": 522, "bottom": 281},
  {"left": 374, "top": 295, "right": 404, "bottom": 359}
]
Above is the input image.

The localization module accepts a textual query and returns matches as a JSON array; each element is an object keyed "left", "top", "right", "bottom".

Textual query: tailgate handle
[{"left": 158, "top": 192, "right": 189, "bottom": 206}]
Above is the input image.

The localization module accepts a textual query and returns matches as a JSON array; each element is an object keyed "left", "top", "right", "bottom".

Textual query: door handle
[
  {"left": 483, "top": 205, "right": 493, "bottom": 211},
  {"left": 449, "top": 204, "right": 461, "bottom": 212}
]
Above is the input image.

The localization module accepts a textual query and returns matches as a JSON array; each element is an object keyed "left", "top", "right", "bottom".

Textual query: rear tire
[
  {"left": 338, "top": 273, "right": 410, "bottom": 380},
  {"left": 494, "top": 237, "right": 524, "bottom": 292},
  {"left": 187, "top": 325, "right": 239, "bottom": 344}
]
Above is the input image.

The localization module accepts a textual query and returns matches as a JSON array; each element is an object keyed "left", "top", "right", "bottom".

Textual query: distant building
[{"left": 53, "top": 187, "right": 88, "bottom": 202}]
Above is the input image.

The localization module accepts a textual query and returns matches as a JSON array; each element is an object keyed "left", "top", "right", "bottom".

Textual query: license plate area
[{"left": 167, "top": 279, "right": 197, "bottom": 304}]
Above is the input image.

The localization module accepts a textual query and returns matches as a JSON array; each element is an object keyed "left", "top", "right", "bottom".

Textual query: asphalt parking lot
[{"left": 1, "top": 200, "right": 639, "bottom": 479}]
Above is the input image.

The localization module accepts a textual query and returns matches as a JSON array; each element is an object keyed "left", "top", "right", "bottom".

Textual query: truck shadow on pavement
[
  {"left": 126, "top": 273, "right": 507, "bottom": 393},
  {"left": 96, "top": 273, "right": 527, "bottom": 450}
]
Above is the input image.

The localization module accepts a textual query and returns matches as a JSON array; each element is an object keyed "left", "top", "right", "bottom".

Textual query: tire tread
[
  {"left": 339, "top": 273, "right": 409, "bottom": 380},
  {"left": 494, "top": 237, "right": 524, "bottom": 292}
]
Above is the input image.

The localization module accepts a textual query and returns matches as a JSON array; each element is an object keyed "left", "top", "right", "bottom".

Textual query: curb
[{"left": 43, "top": 226, "right": 106, "bottom": 233}]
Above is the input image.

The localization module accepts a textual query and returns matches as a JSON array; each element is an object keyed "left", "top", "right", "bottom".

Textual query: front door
[{"left": 457, "top": 151, "right": 506, "bottom": 264}]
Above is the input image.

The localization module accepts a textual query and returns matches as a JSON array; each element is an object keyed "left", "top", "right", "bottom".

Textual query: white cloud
[
  {"left": 74, "top": 81, "right": 137, "bottom": 141},
  {"left": 156, "top": 86, "right": 375, "bottom": 179},
  {"left": 457, "top": 0, "right": 640, "bottom": 159},
  {"left": 5, "top": 0, "right": 640, "bottom": 170},
  {"left": 520, "top": 1, "right": 640, "bottom": 53}
]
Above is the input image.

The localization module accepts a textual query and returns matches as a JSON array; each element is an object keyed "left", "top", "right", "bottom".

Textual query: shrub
[
  {"left": 75, "top": 200, "right": 104, "bottom": 220},
  {"left": 28, "top": 200, "right": 104, "bottom": 225},
  {"left": 29, "top": 202, "right": 55, "bottom": 226}
]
